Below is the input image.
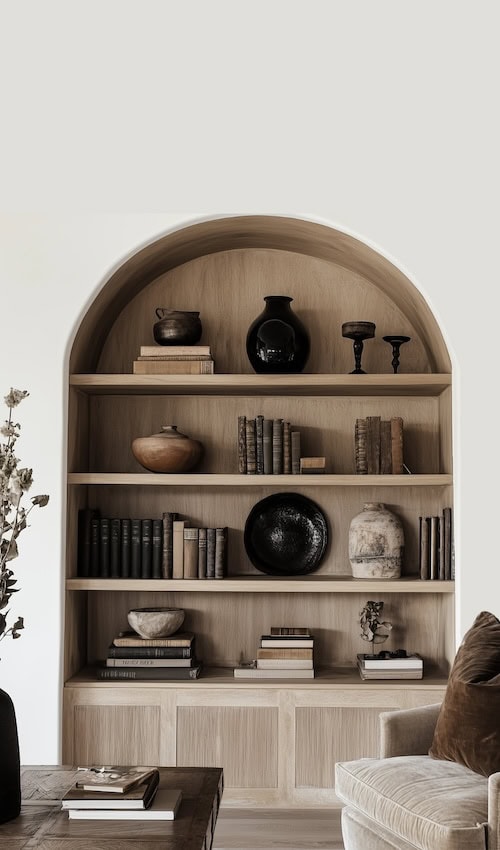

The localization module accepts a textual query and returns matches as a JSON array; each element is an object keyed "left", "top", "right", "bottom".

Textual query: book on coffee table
[
  {"left": 74, "top": 766, "right": 158, "bottom": 793},
  {"left": 67, "top": 788, "right": 182, "bottom": 820},
  {"left": 62, "top": 770, "right": 159, "bottom": 810}
]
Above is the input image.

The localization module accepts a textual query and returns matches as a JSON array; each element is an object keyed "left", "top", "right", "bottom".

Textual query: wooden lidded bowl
[{"left": 131, "top": 425, "right": 203, "bottom": 473}]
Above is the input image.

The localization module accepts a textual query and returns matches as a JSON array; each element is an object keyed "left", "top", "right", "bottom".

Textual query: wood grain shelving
[{"left": 63, "top": 216, "right": 454, "bottom": 807}]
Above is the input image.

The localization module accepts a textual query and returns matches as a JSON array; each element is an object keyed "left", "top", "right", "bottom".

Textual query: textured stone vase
[
  {"left": 246, "top": 295, "right": 310, "bottom": 373},
  {"left": 349, "top": 502, "right": 403, "bottom": 579},
  {"left": 131, "top": 425, "right": 203, "bottom": 473},
  {"left": 0, "top": 688, "right": 21, "bottom": 824}
]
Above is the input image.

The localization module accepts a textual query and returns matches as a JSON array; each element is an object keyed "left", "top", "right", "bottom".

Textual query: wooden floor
[{"left": 213, "top": 808, "right": 344, "bottom": 850}]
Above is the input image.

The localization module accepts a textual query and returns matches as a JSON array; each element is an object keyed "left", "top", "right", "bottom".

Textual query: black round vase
[
  {"left": 0, "top": 688, "right": 21, "bottom": 823},
  {"left": 246, "top": 296, "right": 310, "bottom": 373}
]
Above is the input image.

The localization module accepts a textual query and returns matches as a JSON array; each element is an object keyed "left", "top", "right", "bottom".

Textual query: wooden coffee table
[{"left": 0, "top": 765, "right": 223, "bottom": 849}]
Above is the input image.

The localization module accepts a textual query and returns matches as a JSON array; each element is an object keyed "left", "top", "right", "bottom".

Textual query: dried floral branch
[{"left": 0, "top": 389, "right": 49, "bottom": 651}]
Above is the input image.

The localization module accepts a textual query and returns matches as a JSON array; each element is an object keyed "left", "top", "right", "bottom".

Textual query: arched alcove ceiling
[{"left": 70, "top": 216, "right": 450, "bottom": 373}]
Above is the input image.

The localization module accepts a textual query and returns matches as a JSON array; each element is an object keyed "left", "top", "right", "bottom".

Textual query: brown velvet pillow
[{"left": 429, "top": 610, "right": 500, "bottom": 776}]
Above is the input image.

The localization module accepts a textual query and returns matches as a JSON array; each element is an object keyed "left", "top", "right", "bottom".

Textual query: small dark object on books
[
  {"left": 373, "top": 649, "right": 409, "bottom": 659},
  {"left": 153, "top": 308, "right": 202, "bottom": 345},
  {"left": 244, "top": 492, "right": 328, "bottom": 575}
]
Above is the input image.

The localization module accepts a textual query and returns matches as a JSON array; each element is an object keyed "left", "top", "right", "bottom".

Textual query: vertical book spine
[
  {"left": 141, "top": 519, "right": 153, "bottom": 579},
  {"left": 198, "top": 527, "right": 207, "bottom": 579},
  {"left": 110, "top": 518, "right": 121, "bottom": 578},
  {"left": 152, "top": 518, "right": 163, "bottom": 579},
  {"left": 130, "top": 519, "right": 142, "bottom": 579},
  {"left": 183, "top": 527, "right": 199, "bottom": 579},
  {"left": 237, "top": 416, "right": 247, "bottom": 474},
  {"left": 120, "top": 518, "right": 131, "bottom": 578}
]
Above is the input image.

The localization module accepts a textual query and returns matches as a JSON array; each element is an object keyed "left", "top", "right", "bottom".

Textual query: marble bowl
[{"left": 127, "top": 607, "right": 185, "bottom": 639}]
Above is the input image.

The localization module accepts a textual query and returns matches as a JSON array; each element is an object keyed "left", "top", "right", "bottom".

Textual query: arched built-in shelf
[{"left": 64, "top": 215, "right": 454, "bottom": 808}]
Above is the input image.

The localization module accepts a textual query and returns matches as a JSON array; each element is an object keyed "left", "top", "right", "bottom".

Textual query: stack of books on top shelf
[
  {"left": 419, "top": 507, "right": 454, "bottom": 580},
  {"left": 354, "top": 416, "right": 404, "bottom": 474},
  {"left": 238, "top": 415, "right": 304, "bottom": 475},
  {"left": 98, "top": 631, "right": 202, "bottom": 680},
  {"left": 132, "top": 345, "right": 214, "bottom": 375},
  {"left": 61, "top": 766, "right": 182, "bottom": 820},
  {"left": 234, "top": 627, "right": 315, "bottom": 678},
  {"left": 357, "top": 652, "right": 423, "bottom": 680}
]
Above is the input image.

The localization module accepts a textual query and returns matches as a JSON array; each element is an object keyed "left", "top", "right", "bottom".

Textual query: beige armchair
[{"left": 335, "top": 703, "right": 499, "bottom": 850}]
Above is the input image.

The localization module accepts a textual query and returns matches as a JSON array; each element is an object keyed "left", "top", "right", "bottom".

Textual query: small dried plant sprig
[
  {"left": 359, "top": 601, "right": 392, "bottom": 654},
  {"left": 0, "top": 389, "right": 49, "bottom": 650}
]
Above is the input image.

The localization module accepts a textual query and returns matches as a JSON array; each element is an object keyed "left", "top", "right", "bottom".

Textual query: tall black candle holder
[
  {"left": 342, "top": 321, "right": 376, "bottom": 374},
  {"left": 382, "top": 335, "right": 411, "bottom": 373}
]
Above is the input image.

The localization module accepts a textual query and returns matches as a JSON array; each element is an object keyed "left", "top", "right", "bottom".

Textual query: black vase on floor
[
  {"left": 246, "top": 296, "right": 310, "bottom": 374},
  {"left": 0, "top": 688, "right": 21, "bottom": 823}
]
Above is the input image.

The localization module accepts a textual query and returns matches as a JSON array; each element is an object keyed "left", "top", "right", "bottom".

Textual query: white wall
[{"left": 1, "top": 2, "right": 498, "bottom": 763}]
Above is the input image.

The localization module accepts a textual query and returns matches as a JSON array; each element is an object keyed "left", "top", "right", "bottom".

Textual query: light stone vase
[{"left": 348, "top": 502, "right": 403, "bottom": 579}]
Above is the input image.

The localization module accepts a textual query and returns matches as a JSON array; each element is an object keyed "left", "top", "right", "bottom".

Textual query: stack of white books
[
  {"left": 357, "top": 652, "right": 423, "bottom": 680},
  {"left": 234, "top": 627, "right": 315, "bottom": 678}
]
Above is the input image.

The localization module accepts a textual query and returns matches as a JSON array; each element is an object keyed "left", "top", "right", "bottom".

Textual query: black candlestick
[
  {"left": 383, "top": 335, "right": 411, "bottom": 373},
  {"left": 342, "top": 321, "right": 376, "bottom": 374}
]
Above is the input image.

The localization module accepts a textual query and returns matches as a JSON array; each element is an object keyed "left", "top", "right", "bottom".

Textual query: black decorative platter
[{"left": 244, "top": 492, "right": 328, "bottom": 576}]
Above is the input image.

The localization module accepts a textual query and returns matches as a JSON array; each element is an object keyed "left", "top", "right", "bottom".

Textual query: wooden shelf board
[
  {"left": 66, "top": 576, "right": 455, "bottom": 593},
  {"left": 70, "top": 373, "right": 451, "bottom": 397},
  {"left": 65, "top": 665, "right": 449, "bottom": 689},
  {"left": 67, "top": 472, "right": 453, "bottom": 486}
]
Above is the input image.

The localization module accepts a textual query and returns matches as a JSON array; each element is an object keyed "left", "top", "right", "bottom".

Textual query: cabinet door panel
[
  {"left": 177, "top": 706, "right": 278, "bottom": 788},
  {"left": 296, "top": 705, "right": 392, "bottom": 788},
  {"left": 73, "top": 705, "right": 160, "bottom": 765}
]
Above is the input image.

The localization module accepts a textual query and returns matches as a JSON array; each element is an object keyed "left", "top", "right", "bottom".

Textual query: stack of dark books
[
  {"left": 234, "top": 627, "right": 315, "bottom": 678},
  {"left": 98, "top": 631, "right": 202, "bottom": 680},
  {"left": 132, "top": 345, "right": 214, "bottom": 375},
  {"left": 354, "top": 416, "right": 403, "bottom": 474},
  {"left": 237, "top": 415, "right": 303, "bottom": 474}
]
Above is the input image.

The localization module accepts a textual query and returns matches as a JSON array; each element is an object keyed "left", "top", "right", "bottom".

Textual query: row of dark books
[
  {"left": 78, "top": 510, "right": 228, "bottom": 580},
  {"left": 419, "top": 507, "right": 454, "bottom": 580},
  {"left": 234, "top": 626, "right": 315, "bottom": 679},
  {"left": 354, "top": 416, "right": 404, "bottom": 474},
  {"left": 98, "top": 630, "right": 203, "bottom": 680},
  {"left": 238, "top": 415, "right": 303, "bottom": 474},
  {"left": 132, "top": 345, "right": 214, "bottom": 375}
]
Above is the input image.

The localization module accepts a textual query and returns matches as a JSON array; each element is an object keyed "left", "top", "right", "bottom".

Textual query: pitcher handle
[{"left": 155, "top": 308, "right": 166, "bottom": 320}]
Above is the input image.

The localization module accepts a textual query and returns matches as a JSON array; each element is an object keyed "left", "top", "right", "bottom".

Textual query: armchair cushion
[
  {"left": 335, "top": 755, "right": 488, "bottom": 850},
  {"left": 429, "top": 610, "right": 500, "bottom": 776}
]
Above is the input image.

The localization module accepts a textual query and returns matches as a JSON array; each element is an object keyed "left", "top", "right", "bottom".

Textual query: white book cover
[
  {"left": 106, "top": 658, "right": 193, "bottom": 667},
  {"left": 256, "top": 659, "right": 313, "bottom": 669},
  {"left": 67, "top": 788, "right": 182, "bottom": 820},
  {"left": 234, "top": 667, "right": 315, "bottom": 678},
  {"left": 260, "top": 639, "right": 314, "bottom": 648}
]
